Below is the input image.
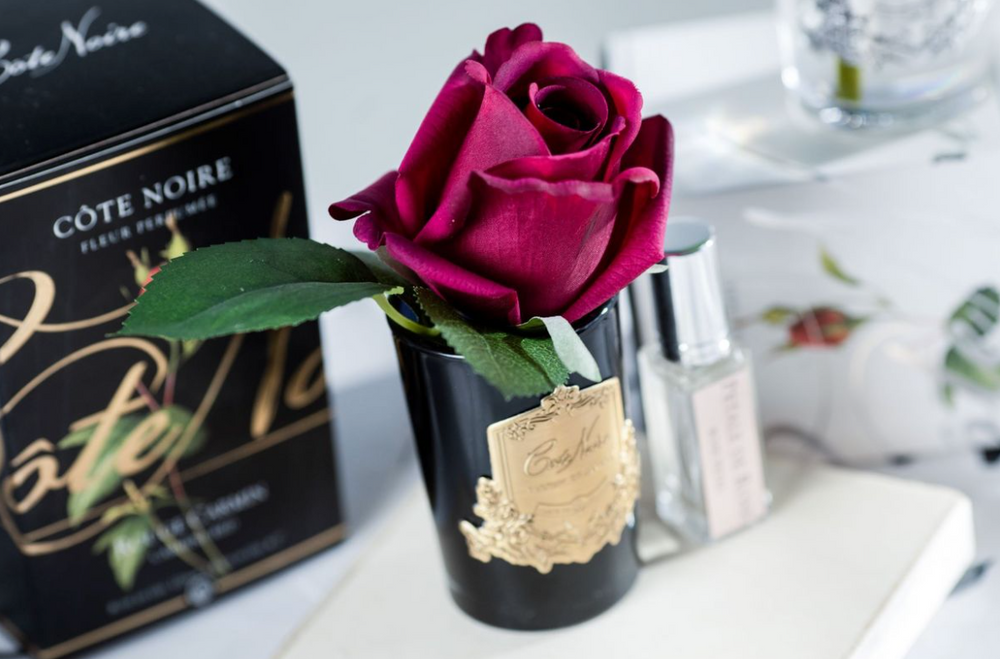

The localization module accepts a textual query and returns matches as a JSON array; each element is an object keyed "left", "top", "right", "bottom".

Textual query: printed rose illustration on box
[
  {"left": 68, "top": 218, "right": 229, "bottom": 592},
  {"left": 122, "top": 24, "right": 673, "bottom": 629}
]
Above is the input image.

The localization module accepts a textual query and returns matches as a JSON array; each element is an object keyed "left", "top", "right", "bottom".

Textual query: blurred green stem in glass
[{"left": 837, "top": 58, "right": 862, "bottom": 102}]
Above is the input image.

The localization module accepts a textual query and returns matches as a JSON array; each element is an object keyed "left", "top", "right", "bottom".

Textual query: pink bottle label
[{"left": 692, "top": 368, "right": 767, "bottom": 540}]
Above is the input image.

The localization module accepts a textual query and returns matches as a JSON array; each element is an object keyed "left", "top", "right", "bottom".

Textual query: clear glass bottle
[
  {"left": 777, "top": 0, "right": 998, "bottom": 129},
  {"left": 638, "top": 220, "right": 769, "bottom": 545}
]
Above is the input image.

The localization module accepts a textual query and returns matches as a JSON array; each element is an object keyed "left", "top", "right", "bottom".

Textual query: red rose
[
  {"left": 789, "top": 308, "right": 852, "bottom": 347},
  {"left": 330, "top": 24, "right": 673, "bottom": 325}
]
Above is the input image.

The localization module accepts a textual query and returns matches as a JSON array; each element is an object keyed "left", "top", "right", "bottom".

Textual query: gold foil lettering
[
  {"left": 114, "top": 408, "right": 181, "bottom": 475},
  {"left": 251, "top": 328, "right": 290, "bottom": 439},
  {"left": 65, "top": 362, "right": 146, "bottom": 493},
  {"left": 3, "top": 440, "right": 65, "bottom": 514},
  {"left": 284, "top": 348, "right": 325, "bottom": 410},
  {"left": 0, "top": 271, "right": 55, "bottom": 364}
]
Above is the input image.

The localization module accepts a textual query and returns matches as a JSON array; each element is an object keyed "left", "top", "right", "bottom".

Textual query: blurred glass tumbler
[
  {"left": 778, "top": 0, "right": 998, "bottom": 128},
  {"left": 390, "top": 300, "right": 640, "bottom": 630}
]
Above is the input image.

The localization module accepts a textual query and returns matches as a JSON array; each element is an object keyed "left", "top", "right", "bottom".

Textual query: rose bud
[
  {"left": 140, "top": 265, "right": 162, "bottom": 297},
  {"left": 331, "top": 24, "right": 673, "bottom": 325},
  {"left": 789, "top": 307, "right": 854, "bottom": 347}
]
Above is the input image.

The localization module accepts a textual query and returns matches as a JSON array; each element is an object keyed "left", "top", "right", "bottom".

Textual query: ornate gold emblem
[{"left": 459, "top": 377, "right": 640, "bottom": 574}]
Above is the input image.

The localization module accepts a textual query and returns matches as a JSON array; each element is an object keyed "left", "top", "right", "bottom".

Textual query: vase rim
[{"left": 389, "top": 296, "right": 618, "bottom": 360}]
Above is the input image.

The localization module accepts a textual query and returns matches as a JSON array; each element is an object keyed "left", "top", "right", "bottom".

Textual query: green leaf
[
  {"left": 820, "top": 247, "right": 861, "bottom": 287},
  {"left": 760, "top": 306, "right": 797, "bottom": 325},
  {"left": 60, "top": 414, "right": 144, "bottom": 524},
  {"left": 59, "top": 406, "right": 205, "bottom": 524},
  {"left": 101, "top": 486, "right": 171, "bottom": 526},
  {"left": 533, "top": 315, "right": 601, "bottom": 383},
  {"left": 945, "top": 346, "right": 1000, "bottom": 391},
  {"left": 120, "top": 238, "right": 396, "bottom": 340},
  {"left": 949, "top": 287, "right": 1000, "bottom": 339},
  {"left": 94, "top": 515, "right": 153, "bottom": 591},
  {"left": 161, "top": 227, "right": 191, "bottom": 261},
  {"left": 941, "top": 382, "right": 956, "bottom": 408},
  {"left": 519, "top": 338, "right": 571, "bottom": 387},
  {"left": 415, "top": 289, "right": 568, "bottom": 400},
  {"left": 59, "top": 424, "right": 104, "bottom": 449},
  {"left": 351, "top": 248, "right": 414, "bottom": 288},
  {"left": 165, "top": 405, "right": 209, "bottom": 457},
  {"left": 181, "top": 339, "right": 201, "bottom": 359}
]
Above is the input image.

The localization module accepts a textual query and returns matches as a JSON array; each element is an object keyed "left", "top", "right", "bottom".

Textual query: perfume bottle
[{"left": 638, "top": 219, "right": 769, "bottom": 544}]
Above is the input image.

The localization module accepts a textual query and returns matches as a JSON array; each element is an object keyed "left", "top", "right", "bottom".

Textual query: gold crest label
[{"left": 460, "top": 377, "right": 639, "bottom": 573}]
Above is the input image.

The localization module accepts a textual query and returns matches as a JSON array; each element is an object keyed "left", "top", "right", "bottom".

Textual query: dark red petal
[
  {"left": 434, "top": 171, "right": 621, "bottom": 320},
  {"left": 394, "top": 58, "right": 489, "bottom": 233},
  {"left": 385, "top": 233, "right": 522, "bottom": 325},
  {"left": 485, "top": 116, "right": 624, "bottom": 184},
  {"left": 597, "top": 69, "right": 644, "bottom": 179},
  {"left": 524, "top": 77, "right": 608, "bottom": 154},
  {"left": 561, "top": 116, "right": 674, "bottom": 322},
  {"left": 492, "top": 41, "right": 599, "bottom": 99},
  {"left": 413, "top": 71, "right": 549, "bottom": 245},
  {"left": 329, "top": 171, "right": 401, "bottom": 249},
  {"left": 481, "top": 24, "right": 544, "bottom": 77}
]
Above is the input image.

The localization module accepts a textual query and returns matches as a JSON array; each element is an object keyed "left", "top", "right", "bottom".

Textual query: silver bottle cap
[{"left": 651, "top": 219, "right": 731, "bottom": 367}]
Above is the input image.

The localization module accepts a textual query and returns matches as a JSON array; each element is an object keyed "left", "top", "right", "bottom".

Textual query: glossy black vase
[{"left": 390, "top": 300, "right": 640, "bottom": 630}]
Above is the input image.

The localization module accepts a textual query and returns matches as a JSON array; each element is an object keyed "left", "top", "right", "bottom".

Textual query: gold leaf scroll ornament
[{"left": 459, "top": 378, "right": 640, "bottom": 574}]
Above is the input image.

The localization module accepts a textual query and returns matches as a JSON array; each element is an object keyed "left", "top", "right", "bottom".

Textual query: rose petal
[
  {"left": 621, "top": 114, "right": 673, "bottom": 184},
  {"left": 394, "top": 58, "right": 489, "bottom": 234},
  {"left": 561, "top": 115, "right": 674, "bottom": 322},
  {"left": 598, "top": 69, "right": 644, "bottom": 180},
  {"left": 435, "top": 171, "right": 623, "bottom": 321},
  {"left": 481, "top": 24, "right": 543, "bottom": 77},
  {"left": 329, "top": 171, "right": 400, "bottom": 249},
  {"left": 385, "top": 233, "right": 522, "bottom": 325},
  {"left": 413, "top": 67, "right": 549, "bottom": 245},
  {"left": 525, "top": 77, "right": 608, "bottom": 154},
  {"left": 492, "top": 41, "right": 599, "bottom": 100},
  {"left": 485, "top": 116, "right": 625, "bottom": 184}
]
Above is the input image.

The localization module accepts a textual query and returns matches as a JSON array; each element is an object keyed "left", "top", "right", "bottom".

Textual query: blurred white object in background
[
  {"left": 607, "top": 8, "right": 1000, "bottom": 463},
  {"left": 607, "top": 10, "right": 1000, "bottom": 196},
  {"left": 777, "top": 0, "right": 998, "bottom": 129},
  {"left": 677, "top": 159, "right": 1000, "bottom": 462}
]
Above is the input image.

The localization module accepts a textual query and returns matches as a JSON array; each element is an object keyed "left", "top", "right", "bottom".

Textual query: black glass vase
[{"left": 390, "top": 299, "right": 640, "bottom": 630}]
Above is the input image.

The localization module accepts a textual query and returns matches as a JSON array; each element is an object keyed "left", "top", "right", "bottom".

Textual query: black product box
[{"left": 0, "top": 2, "right": 343, "bottom": 657}]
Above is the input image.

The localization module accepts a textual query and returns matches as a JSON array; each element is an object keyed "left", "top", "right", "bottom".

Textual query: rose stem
[
  {"left": 134, "top": 380, "right": 160, "bottom": 411},
  {"left": 168, "top": 468, "right": 231, "bottom": 575},
  {"left": 123, "top": 480, "right": 212, "bottom": 575},
  {"left": 836, "top": 57, "right": 862, "bottom": 102},
  {"left": 163, "top": 339, "right": 231, "bottom": 574},
  {"left": 164, "top": 341, "right": 179, "bottom": 407},
  {"left": 131, "top": 380, "right": 215, "bottom": 572}
]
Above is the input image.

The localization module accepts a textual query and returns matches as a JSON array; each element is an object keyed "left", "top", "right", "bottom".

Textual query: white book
[{"left": 276, "top": 457, "right": 974, "bottom": 659}]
